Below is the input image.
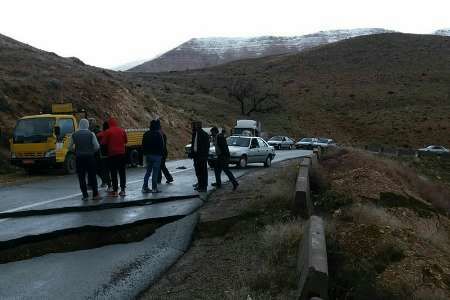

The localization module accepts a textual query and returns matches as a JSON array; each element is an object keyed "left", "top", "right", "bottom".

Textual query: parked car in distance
[
  {"left": 212, "top": 136, "right": 275, "bottom": 168},
  {"left": 295, "top": 137, "right": 336, "bottom": 150},
  {"left": 416, "top": 145, "right": 449, "bottom": 157},
  {"left": 267, "top": 136, "right": 295, "bottom": 150},
  {"left": 315, "top": 138, "right": 337, "bottom": 149}
]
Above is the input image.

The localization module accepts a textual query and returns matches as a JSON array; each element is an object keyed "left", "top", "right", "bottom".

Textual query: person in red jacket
[{"left": 101, "top": 118, "right": 128, "bottom": 197}]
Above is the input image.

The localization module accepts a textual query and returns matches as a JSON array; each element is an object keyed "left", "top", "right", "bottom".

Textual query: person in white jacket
[{"left": 69, "top": 119, "right": 101, "bottom": 200}]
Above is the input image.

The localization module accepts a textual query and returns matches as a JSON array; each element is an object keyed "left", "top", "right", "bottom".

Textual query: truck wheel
[
  {"left": 264, "top": 155, "right": 272, "bottom": 168},
  {"left": 129, "top": 149, "right": 140, "bottom": 167},
  {"left": 64, "top": 153, "right": 76, "bottom": 174},
  {"left": 238, "top": 156, "right": 247, "bottom": 168}
]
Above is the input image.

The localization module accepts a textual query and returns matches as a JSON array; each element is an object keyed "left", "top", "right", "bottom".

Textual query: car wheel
[
  {"left": 238, "top": 155, "right": 247, "bottom": 168},
  {"left": 64, "top": 152, "right": 76, "bottom": 174},
  {"left": 264, "top": 155, "right": 272, "bottom": 168}
]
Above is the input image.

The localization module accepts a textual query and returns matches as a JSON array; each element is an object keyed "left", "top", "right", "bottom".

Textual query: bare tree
[{"left": 226, "top": 77, "right": 279, "bottom": 116}]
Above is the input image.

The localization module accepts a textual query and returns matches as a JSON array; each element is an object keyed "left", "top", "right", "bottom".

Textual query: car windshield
[
  {"left": 300, "top": 138, "right": 312, "bottom": 142},
  {"left": 14, "top": 118, "right": 55, "bottom": 140},
  {"left": 270, "top": 136, "right": 282, "bottom": 141},
  {"left": 227, "top": 136, "right": 250, "bottom": 147}
]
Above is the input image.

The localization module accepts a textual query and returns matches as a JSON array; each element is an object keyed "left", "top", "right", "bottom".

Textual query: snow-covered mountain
[
  {"left": 129, "top": 28, "right": 393, "bottom": 72},
  {"left": 434, "top": 29, "right": 450, "bottom": 36}
]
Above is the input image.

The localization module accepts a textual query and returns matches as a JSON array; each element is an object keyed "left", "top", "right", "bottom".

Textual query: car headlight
[{"left": 45, "top": 150, "right": 56, "bottom": 158}]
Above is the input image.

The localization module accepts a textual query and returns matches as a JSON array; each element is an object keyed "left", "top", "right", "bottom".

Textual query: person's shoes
[
  {"left": 82, "top": 195, "right": 89, "bottom": 201},
  {"left": 192, "top": 183, "right": 198, "bottom": 188},
  {"left": 232, "top": 182, "right": 239, "bottom": 191},
  {"left": 119, "top": 190, "right": 126, "bottom": 197},
  {"left": 108, "top": 191, "right": 119, "bottom": 197},
  {"left": 211, "top": 182, "right": 221, "bottom": 188},
  {"left": 151, "top": 189, "right": 161, "bottom": 193},
  {"left": 92, "top": 194, "right": 102, "bottom": 200},
  {"left": 197, "top": 188, "right": 207, "bottom": 193},
  {"left": 166, "top": 178, "right": 174, "bottom": 184},
  {"left": 106, "top": 186, "right": 113, "bottom": 192},
  {"left": 100, "top": 183, "right": 107, "bottom": 188},
  {"left": 142, "top": 187, "right": 151, "bottom": 193}
]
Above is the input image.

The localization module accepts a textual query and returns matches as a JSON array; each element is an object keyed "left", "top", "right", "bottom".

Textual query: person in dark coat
[
  {"left": 189, "top": 121, "right": 210, "bottom": 192},
  {"left": 211, "top": 127, "right": 238, "bottom": 190},
  {"left": 157, "top": 120, "right": 174, "bottom": 184},
  {"left": 142, "top": 120, "right": 164, "bottom": 193},
  {"left": 96, "top": 121, "right": 111, "bottom": 190}
]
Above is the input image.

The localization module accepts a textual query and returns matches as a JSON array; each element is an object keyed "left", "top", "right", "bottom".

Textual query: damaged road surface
[{"left": 0, "top": 150, "right": 311, "bottom": 299}]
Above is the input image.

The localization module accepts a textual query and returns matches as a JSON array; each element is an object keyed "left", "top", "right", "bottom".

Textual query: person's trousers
[
  {"left": 100, "top": 157, "right": 111, "bottom": 187},
  {"left": 214, "top": 158, "right": 237, "bottom": 187},
  {"left": 109, "top": 154, "right": 126, "bottom": 192},
  {"left": 158, "top": 157, "right": 173, "bottom": 183},
  {"left": 143, "top": 155, "right": 162, "bottom": 190},
  {"left": 194, "top": 158, "right": 208, "bottom": 191},
  {"left": 76, "top": 155, "right": 98, "bottom": 197}
]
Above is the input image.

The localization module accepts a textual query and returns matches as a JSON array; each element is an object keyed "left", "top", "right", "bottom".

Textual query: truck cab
[
  {"left": 232, "top": 120, "right": 261, "bottom": 137},
  {"left": 10, "top": 113, "right": 78, "bottom": 173}
]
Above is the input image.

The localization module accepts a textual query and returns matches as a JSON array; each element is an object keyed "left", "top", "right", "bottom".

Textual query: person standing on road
[
  {"left": 142, "top": 120, "right": 164, "bottom": 193},
  {"left": 189, "top": 121, "right": 210, "bottom": 192},
  {"left": 211, "top": 127, "right": 238, "bottom": 190},
  {"left": 102, "top": 118, "right": 128, "bottom": 197},
  {"left": 69, "top": 119, "right": 101, "bottom": 200},
  {"left": 96, "top": 121, "right": 111, "bottom": 191},
  {"left": 157, "top": 120, "right": 174, "bottom": 184}
]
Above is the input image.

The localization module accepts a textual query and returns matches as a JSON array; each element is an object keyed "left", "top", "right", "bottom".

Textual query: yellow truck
[{"left": 10, "top": 103, "right": 146, "bottom": 174}]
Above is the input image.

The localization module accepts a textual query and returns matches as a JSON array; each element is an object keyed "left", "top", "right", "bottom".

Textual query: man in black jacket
[
  {"left": 141, "top": 120, "right": 164, "bottom": 193},
  {"left": 157, "top": 120, "right": 174, "bottom": 184},
  {"left": 190, "top": 121, "right": 210, "bottom": 192},
  {"left": 211, "top": 127, "right": 238, "bottom": 190}
]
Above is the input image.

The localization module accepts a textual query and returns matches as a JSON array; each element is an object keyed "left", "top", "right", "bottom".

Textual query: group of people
[
  {"left": 189, "top": 122, "right": 238, "bottom": 192},
  {"left": 70, "top": 118, "right": 237, "bottom": 200},
  {"left": 69, "top": 117, "right": 130, "bottom": 200}
]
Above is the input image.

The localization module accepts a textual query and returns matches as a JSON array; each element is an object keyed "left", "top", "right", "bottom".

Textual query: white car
[
  {"left": 267, "top": 136, "right": 295, "bottom": 150},
  {"left": 416, "top": 145, "right": 449, "bottom": 157},
  {"left": 295, "top": 137, "right": 336, "bottom": 149},
  {"left": 217, "top": 136, "right": 276, "bottom": 168}
]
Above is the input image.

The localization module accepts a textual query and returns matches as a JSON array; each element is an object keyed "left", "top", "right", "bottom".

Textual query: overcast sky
[{"left": 1, "top": 0, "right": 449, "bottom": 68}]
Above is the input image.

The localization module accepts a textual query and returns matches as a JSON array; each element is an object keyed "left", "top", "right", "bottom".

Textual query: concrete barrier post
[
  {"left": 297, "top": 216, "right": 328, "bottom": 300},
  {"left": 294, "top": 158, "right": 312, "bottom": 217}
]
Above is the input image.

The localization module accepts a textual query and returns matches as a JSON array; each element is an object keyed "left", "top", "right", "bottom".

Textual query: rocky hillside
[
  {"left": 1, "top": 32, "right": 450, "bottom": 162},
  {"left": 0, "top": 33, "right": 192, "bottom": 158},
  {"left": 129, "top": 28, "right": 392, "bottom": 72},
  {"left": 132, "top": 33, "right": 450, "bottom": 148}
]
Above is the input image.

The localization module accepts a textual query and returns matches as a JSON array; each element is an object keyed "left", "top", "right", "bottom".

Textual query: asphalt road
[{"left": 0, "top": 150, "right": 311, "bottom": 215}]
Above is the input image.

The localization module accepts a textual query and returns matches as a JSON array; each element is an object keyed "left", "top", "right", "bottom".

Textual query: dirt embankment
[
  {"left": 140, "top": 160, "right": 303, "bottom": 299},
  {"left": 313, "top": 149, "right": 450, "bottom": 299}
]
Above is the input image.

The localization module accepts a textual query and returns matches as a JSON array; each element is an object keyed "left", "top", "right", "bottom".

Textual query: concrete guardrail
[
  {"left": 295, "top": 152, "right": 329, "bottom": 300},
  {"left": 297, "top": 216, "right": 329, "bottom": 300},
  {"left": 294, "top": 157, "right": 312, "bottom": 218}
]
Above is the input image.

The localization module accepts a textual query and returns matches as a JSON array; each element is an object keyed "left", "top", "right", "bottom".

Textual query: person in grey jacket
[{"left": 69, "top": 119, "right": 101, "bottom": 200}]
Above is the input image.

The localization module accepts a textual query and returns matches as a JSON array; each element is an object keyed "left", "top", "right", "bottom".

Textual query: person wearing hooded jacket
[
  {"left": 157, "top": 120, "right": 174, "bottom": 184},
  {"left": 68, "top": 119, "right": 101, "bottom": 200},
  {"left": 141, "top": 120, "right": 164, "bottom": 193},
  {"left": 101, "top": 118, "right": 128, "bottom": 197}
]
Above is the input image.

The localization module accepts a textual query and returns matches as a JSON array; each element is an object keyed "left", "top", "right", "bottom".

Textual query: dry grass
[
  {"left": 260, "top": 218, "right": 303, "bottom": 266},
  {"left": 347, "top": 203, "right": 405, "bottom": 229}
]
